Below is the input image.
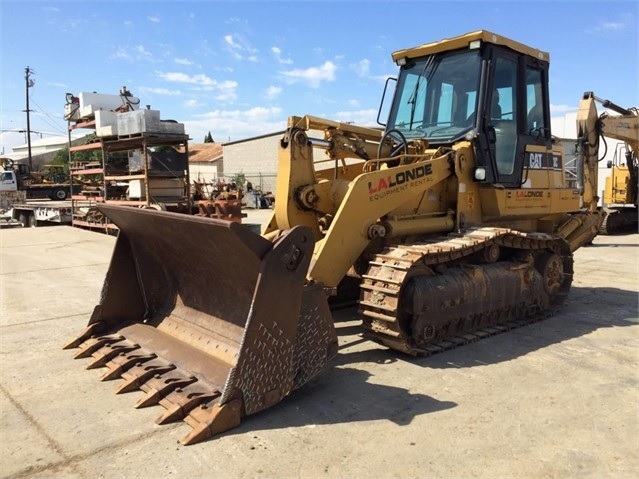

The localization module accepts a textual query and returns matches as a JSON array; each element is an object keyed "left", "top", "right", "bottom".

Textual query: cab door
[
  {"left": 0, "top": 171, "right": 18, "bottom": 192},
  {"left": 489, "top": 52, "right": 523, "bottom": 187},
  {"left": 517, "top": 62, "right": 557, "bottom": 188}
]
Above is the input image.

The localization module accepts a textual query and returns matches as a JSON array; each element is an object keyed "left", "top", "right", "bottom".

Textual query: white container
[
  {"left": 158, "top": 121, "right": 186, "bottom": 135},
  {"left": 78, "top": 92, "right": 140, "bottom": 112},
  {"left": 117, "top": 110, "right": 161, "bottom": 135},
  {"left": 63, "top": 103, "right": 81, "bottom": 121},
  {"left": 128, "top": 178, "right": 184, "bottom": 199},
  {"left": 95, "top": 110, "right": 119, "bottom": 137}
]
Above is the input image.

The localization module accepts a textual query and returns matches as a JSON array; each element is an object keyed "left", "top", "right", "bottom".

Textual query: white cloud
[
  {"left": 113, "top": 48, "right": 133, "bottom": 61},
  {"left": 271, "top": 46, "right": 293, "bottom": 65},
  {"left": 186, "top": 106, "right": 285, "bottom": 143},
  {"left": 224, "top": 35, "right": 238, "bottom": 48},
  {"left": 279, "top": 61, "right": 336, "bottom": 88},
  {"left": 112, "top": 45, "right": 155, "bottom": 62},
  {"left": 594, "top": 21, "right": 626, "bottom": 32},
  {"left": 157, "top": 71, "right": 216, "bottom": 86},
  {"left": 148, "top": 16, "right": 160, "bottom": 23},
  {"left": 184, "top": 99, "right": 199, "bottom": 108},
  {"left": 224, "top": 34, "right": 259, "bottom": 62},
  {"left": 174, "top": 58, "right": 194, "bottom": 65},
  {"left": 139, "top": 87, "right": 182, "bottom": 96},
  {"left": 135, "top": 45, "right": 153, "bottom": 58},
  {"left": 587, "top": 15, "right": 633, "bottom": 34},
  {"left": 215, "top": 88, "right": 238, "bottom": 102},
  {"left": 354, "top": 59, "right": 370, "bottom": 77},
  {"left": 265, "top": 85, "right": 282, "bottom": 100},
  {"left": 330, "top": 109, "right": 378, "bottom": 127},
  {"left": 156, "top": 72, "right": 238, "bottom": 101}
]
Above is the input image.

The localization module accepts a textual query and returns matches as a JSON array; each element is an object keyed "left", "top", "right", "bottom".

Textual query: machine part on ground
[
  {"left": 67, "top": 30, "right": 611, "bottom": 444},
  {"left": 196, "top": 196, "right": 243, "bottom": 223},
  {"left": 193, "top": 180, "right": 245, "bottom": 222}
]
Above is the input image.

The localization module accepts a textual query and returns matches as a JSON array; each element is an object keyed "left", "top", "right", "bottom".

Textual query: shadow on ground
[
  {"left": 221, "top": 364, "right": 457, "bottom": 440},
  {"left": 332, "top": 285, "right": 638, "bottom": 370},
  {"left": 213, "top": 285, "right": 637, "bottom": 441}
]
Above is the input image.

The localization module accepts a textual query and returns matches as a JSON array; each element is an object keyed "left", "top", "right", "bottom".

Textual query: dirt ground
[{"left": 0, "top": 216, "right": 637, "bottom": 479}]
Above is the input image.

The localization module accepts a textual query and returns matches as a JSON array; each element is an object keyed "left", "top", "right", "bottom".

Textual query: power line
[{"left": 29, "top": 99, "right": 68, "bottom": 135}]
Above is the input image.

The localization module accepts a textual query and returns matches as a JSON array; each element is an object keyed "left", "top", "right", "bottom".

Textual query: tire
[
  {"left": 28, "top": 213, "right": 37, "bottom": 228},
  {"left": 51, "top": 188, "right": 68, "bottom": 200},
  {"left": 18, "top": 212, "right": 28, "bottom": 227}
]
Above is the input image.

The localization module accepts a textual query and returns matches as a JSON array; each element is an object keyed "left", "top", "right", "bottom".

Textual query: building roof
[
  {"left": 10, "top": 135, "right": 86, "bottom": 161},
  {"left": 187, "top": 143, "right": 223, "bottom": 163}
]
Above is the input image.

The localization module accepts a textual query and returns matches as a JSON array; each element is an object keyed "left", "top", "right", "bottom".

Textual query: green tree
[
  {"left": 204, "top": 131, "right": 214, "bottom": 143},
  {"left": 231, "top": 171, "right": 245, "bottom": 191}
]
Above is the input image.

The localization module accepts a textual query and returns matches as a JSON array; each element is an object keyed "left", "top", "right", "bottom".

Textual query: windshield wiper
[{"left": 407, "top": 56, "right": 439, "bottom": 130}]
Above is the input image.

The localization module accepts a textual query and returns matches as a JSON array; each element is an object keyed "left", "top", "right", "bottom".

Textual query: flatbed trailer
[{"left": 1, "top": 200, "right": 73, "bottom": 227}]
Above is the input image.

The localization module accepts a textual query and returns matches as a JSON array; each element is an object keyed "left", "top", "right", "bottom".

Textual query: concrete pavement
[{"left": 1, "top": 214, "right": 637, "bottom": 479}]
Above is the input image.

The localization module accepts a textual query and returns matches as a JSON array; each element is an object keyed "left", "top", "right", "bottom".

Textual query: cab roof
[{"left": 391, "top": 30, "right": 549, "bottom": 64}]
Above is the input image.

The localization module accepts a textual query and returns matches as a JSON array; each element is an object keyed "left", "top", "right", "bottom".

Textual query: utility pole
[{"left": 24, "top": 66, "right": 35, "bottom": 170}]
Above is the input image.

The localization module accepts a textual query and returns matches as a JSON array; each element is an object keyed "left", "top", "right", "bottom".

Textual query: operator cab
[{"left": 384, "top": 30, "right": 552, "bottom": 188}]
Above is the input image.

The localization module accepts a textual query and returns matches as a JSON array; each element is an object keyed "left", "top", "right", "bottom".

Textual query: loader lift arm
[{"left": 265, "top": 118, "right": 455, "bottom": 288}]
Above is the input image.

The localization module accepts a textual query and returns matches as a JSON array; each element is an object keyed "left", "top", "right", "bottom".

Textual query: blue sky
[{"left": 1, "top": 0, "right": 637, "bottom": 155}]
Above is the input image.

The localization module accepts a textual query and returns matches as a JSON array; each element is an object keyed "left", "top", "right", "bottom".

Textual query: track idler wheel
[{"left": 535, "top": 252, "right": 564, "bottom": 297}]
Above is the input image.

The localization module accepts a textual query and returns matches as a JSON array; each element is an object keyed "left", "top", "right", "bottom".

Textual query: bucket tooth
[
  {"left": 115, "top": 359, "right": 176, "bottom": 394},
  {"left": 135, "top": 373, "right": 197, "bottom": 409},
  {"left": 181, "top": 399, "right": 242, "bottom": 446},
  {"left": 63, "top": 321, "right": 103, "bottom": 350},
  {"left": 73, "top": 334, "right": 125, "bottom": 359},
  {"left": 157, "top": 386, "right": 222, "bottom": 425},
  {"left": 100, "top": 352, "right": 157, "bottom": 381},
  {"left": 86, "top": 341, "right": 140, "bottom": 370}
]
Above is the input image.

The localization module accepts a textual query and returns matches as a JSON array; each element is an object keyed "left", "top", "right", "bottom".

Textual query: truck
[
  {"left": 0, "top": 167, "right": 79, "bottom": 201},
  {"left": 65, "top": 30, "right": 608, "bottom": 445}
]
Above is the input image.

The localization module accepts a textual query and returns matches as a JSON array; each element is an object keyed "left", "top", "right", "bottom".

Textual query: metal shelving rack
[{"left": 67, "top": 119, "right": 191, "bottom": 233}]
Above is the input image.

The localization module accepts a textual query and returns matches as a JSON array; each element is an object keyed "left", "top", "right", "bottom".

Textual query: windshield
[{"left": 387, "top": 49, "right": 482, "bottom": 142}]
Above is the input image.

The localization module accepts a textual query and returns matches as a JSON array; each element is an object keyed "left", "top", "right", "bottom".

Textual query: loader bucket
[{"left": 64, "top": 205, "right": 337, "bottom": 445}]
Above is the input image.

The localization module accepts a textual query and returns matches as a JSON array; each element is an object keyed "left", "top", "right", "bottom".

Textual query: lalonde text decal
[{"left": 368, "top": 164, "right": 432, "bottom": 201}]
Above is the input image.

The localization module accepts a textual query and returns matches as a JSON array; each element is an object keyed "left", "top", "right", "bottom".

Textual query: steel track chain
[{"left": 358, "top": 227, "right": 572, "bottom": 355}]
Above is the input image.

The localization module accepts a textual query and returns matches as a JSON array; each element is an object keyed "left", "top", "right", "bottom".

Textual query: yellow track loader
[{"left": 65, "top": 31, "right": 605, "bottom": 445}]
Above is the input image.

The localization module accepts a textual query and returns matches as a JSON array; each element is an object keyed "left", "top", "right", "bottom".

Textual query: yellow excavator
[
  {"left": 580, "top": 94, "right": 638, "bottom": 234},
  {"left": 65, "top": 31, "right": 606, "bottom": 445}
]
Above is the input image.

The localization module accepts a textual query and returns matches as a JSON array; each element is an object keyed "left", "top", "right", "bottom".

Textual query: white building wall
[
  {"left": 222, "top": 134, "right": 281, "bottom": 193},
  {"left": 222, "top": 130, "right": 338, "bottom": 195},
  {"left": 189, "top": 161, "right": 222, "bottom": 185}
]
